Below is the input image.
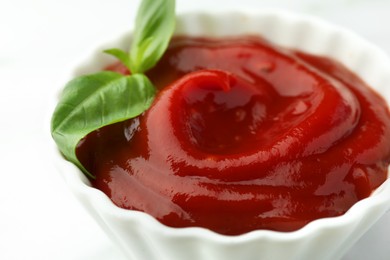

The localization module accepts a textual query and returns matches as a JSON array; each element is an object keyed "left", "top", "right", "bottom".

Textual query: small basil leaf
[
  {"left": 129, "top": 0, "right": 175, "bottom": 74},
  {"left": 104, "top": 48, "right": 131, "bottom": 71},
  {"left": 51, "top": 71, "right": 156, "bottom": 177}
]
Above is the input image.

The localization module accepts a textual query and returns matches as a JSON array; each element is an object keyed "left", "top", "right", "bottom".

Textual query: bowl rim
[{"left": 50, "top": 8, "right": 390, "bottom": 244}]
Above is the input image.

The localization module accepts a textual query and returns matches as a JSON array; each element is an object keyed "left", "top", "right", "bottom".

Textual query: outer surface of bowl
[{"left": 52, "top": 9, "right": 390, "bottom": 260}]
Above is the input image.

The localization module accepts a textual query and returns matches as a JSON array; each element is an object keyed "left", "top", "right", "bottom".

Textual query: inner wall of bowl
[{"left": 175, "top": 11, "right": 390, "bottom": 99}]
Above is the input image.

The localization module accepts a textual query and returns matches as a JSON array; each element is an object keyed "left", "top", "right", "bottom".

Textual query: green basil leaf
[
  {"left": 129, "top": 0, "right": 176, "bottom": 74},
  {"left": 51, "top": 71, "right": 156, "bottom": 177},
  {"left": 104, "top": 48, "right": 131, "bottom": 71}
]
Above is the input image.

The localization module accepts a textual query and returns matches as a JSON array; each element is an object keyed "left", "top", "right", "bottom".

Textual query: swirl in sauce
[{"left": 77, "top": 37, "right": 390, "bottom": 235}]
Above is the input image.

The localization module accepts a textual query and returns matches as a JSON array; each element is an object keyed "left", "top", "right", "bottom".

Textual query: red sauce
[{"left": 77, "top": 36, "right": 390, "bottom": 235}]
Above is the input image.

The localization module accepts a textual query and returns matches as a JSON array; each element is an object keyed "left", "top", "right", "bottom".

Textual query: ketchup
[{"left": 77, "top": 37, "right": 390, "bottom": 235}]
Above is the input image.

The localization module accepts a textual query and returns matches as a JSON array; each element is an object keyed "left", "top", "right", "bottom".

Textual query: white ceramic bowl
[{"left": 51, "top": 9, "right": 390, "bottom": 260}]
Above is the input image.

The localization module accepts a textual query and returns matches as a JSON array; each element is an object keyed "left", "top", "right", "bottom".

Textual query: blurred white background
[{"left": 0, "top": 0, "right": 389, "bottom": 259}]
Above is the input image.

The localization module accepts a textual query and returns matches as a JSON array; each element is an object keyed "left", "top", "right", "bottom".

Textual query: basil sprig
[{"left": 51, "top": 0, "right": 176, "bottom": 178}]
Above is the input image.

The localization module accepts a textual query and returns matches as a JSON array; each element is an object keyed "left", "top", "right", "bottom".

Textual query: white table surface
[{"left": 1, "top": 0, "right": 389, "bottom": 259}]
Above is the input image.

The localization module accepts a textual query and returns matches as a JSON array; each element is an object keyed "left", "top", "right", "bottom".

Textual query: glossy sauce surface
[{"left": 77, "top": 37, "right": 390, "bottom": 235}]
